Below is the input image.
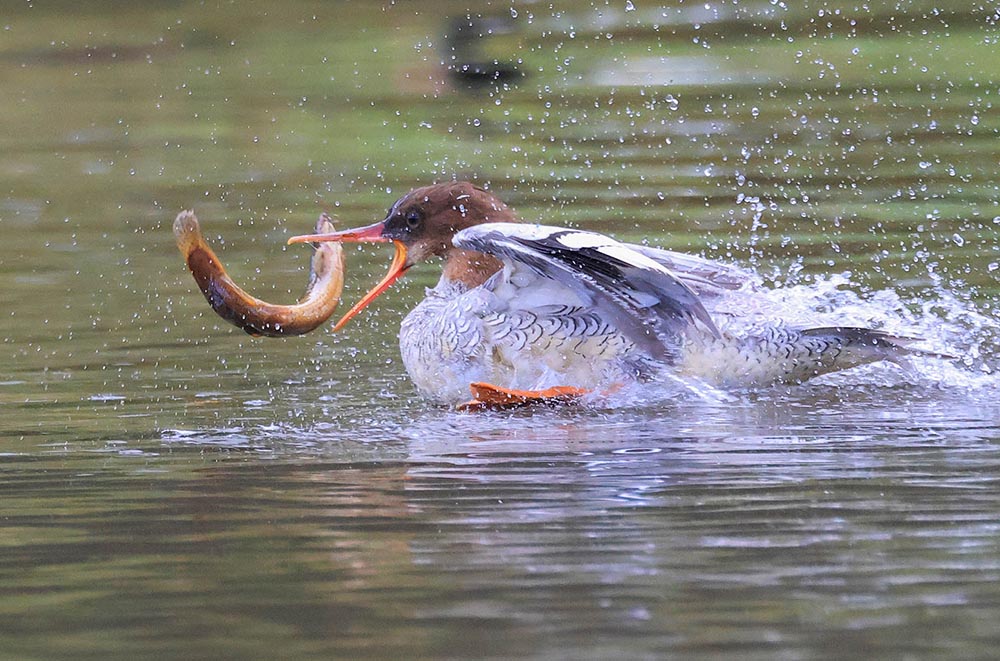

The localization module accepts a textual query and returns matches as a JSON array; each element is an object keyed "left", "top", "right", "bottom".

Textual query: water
[{"left": 2, "top": 1, "right": 1000, "bottom": 658}]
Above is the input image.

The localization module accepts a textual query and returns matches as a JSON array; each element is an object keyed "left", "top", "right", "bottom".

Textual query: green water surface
[{"left": 2, "top": 2, "right": 999, "bottom": 659}]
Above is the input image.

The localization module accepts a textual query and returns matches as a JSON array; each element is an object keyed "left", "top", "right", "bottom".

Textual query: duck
[{"left": 289, "top": 181, "right": 931, "bottom": 408}]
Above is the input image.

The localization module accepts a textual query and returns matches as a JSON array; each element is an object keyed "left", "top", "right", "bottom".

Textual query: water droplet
[
  {"left": 952, "top": 233, "right": 965, "bottom": 247},
  {"left": 612, "top": 447, "right": 661, "bottom": 454},
  {"left": 625, "top": 0, "right": 636, "bottom": 11}
]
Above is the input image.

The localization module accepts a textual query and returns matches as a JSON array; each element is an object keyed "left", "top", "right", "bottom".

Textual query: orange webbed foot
[{"left": 456, "top": 382, "right": 591, "bottom": 411}]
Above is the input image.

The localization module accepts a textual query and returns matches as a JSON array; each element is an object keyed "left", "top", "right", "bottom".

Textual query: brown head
[{"left": 288, "top": 181, "right": 515, "bottom": 330}]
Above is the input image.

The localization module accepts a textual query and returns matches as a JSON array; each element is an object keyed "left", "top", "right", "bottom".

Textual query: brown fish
[{"left": 174, "top": 210, "right": 344, "bottom": 337}]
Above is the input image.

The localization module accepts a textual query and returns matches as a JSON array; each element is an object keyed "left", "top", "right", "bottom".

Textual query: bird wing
[
  {"left": 626, "top": 244, "right": 753, "bottom": 295},
  {"left": 454, "top": 223, "right": 719, "bottom": 361}
]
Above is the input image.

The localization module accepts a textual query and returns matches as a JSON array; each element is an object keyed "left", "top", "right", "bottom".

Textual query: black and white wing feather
[
  {"left": 628, "top": 244, "right": 752, "bottom": 295},
  {"left": 454, "top": 223, "right": 720, "bottom": 360}
]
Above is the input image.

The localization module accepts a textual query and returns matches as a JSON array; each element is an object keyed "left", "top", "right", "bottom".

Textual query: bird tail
[{"left": 799, "top": 327, "right": 955, "bottom": 362}]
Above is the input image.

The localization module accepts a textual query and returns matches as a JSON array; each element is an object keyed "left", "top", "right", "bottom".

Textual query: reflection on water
[
  {"left": 8, "top": 394, "right": 999, "bottom": 658},
  {"left": 2, "top": 1, "right": 1000, "bottom": 658}
]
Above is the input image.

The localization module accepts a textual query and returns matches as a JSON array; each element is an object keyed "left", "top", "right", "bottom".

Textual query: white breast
[{"left": 398, "top": 271, "right": 654, "bottom": 404}]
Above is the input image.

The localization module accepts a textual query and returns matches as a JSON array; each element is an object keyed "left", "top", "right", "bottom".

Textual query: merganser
[{"left": 289, "top": 181, "right": 930, "bottom": 408}]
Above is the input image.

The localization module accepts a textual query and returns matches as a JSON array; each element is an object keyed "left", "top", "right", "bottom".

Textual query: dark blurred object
[{"left": 444, "top": 15, "right": 524, "bottom": 88}]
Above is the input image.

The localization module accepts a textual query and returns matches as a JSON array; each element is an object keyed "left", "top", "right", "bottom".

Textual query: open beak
[{"left": 288, "top": 220, "right": 409, "bottom": 331}]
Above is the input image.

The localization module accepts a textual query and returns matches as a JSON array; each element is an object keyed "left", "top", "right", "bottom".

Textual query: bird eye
[{"left": 405, "top": 210, "right": 422, "bottom": 229}]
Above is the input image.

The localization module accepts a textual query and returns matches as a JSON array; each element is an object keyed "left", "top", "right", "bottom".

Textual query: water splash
[{"left": 721, "top": 272, "right": 997, "bottom": 394}]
